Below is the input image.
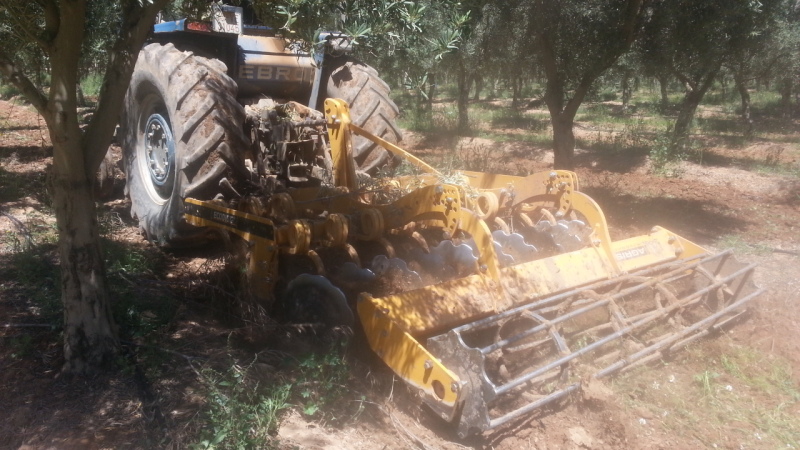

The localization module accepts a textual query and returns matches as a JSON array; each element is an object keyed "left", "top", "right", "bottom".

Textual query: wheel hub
[{"left": 144, "top": 113, "right": 175, "bottom": 197}]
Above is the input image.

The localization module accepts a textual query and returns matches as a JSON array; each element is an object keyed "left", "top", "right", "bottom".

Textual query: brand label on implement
[
  {"left": 239, "top": 65, "right": 307, "bottom": 82},
  {"left": 614, "top": 240, "right": 666, "bottom": 262},
  {"left": 213, "top": 211, "right": 236, "bottom": 226},
  {"left": 615, "top": 246, "right": 648, "bottom": 261}
]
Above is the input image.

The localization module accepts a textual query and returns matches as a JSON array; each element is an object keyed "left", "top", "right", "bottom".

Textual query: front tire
[{"left": 121, "top": 43, "right": 248, "bottom": 246}]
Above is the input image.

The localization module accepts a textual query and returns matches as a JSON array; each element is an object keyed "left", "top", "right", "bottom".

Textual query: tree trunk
[
  {"left": 780, "top": 77, "right": 793, "bottom": 118},
  {"left": 621, "top": 69, "right": 633, "bottom": 113},
  {"left": 671, "top": 88, "right": 706, "bottom": 154},
  {"left": 670, "top": 67, "right": 719, "bottom": 155},
  {"left": 657, "top": 73, "right": 670, "bottom": 111},
  {"left": 552, "top": 115, "right": 576, "bottom": 169},
  {"left": 473, "top": 74, "right": 483, "bottom": 101},
  {"left": 53, "top": 161, "right": 118, "bottom": 373},
  {"left": 734, "top": 73, "right": 753, "bottom": 137},
  {"left": 457, "top": 61, "right": 470, "bottom": 133},
  {"left": 511, "top": 76, "right": 523, "bottom": 108},
  {"left": 0, "top": 0, "right": 168, "bottom": 375},
  {"left": 46, "top": 62, "right": 119, "bottom": 373},
  {"left": 44, "top": 0, "right": 119, "bottom": 374},
  {"left": 425, "top": 72, "right": 436, "bottom": 114}
]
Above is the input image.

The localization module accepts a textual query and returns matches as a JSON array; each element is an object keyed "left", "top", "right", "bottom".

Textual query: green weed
[
  {"left": 397, "top": 106, "right": 435, "bottom": 132},
  {"left": 192, "top": 341, "right": 353, "bottom": 449},
  {"left": 193, "top": 361, "right": 291, "bottom": 450},
  {"left": 79, "top": 73, "right": 104, "bottom": 99},
  {"left": 293, "top": 343, "right": 350, "bottom": 418},
  {"left": 0, "top": 82, "right": 21, "bottom": 99},
  {"left": 648, "top": 130, "right": 686, "bottom": 177},
  {"left": 693, "top": 369, "right": 720, "bottom": 399},
  {"left": 615, "top": 343, "right": 800, "bottom": 448},
  {"left": 714, "top": 234, "right": 773, "bottom": 256}
]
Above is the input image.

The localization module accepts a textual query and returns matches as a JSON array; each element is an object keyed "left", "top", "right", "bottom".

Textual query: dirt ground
[{"left": 1, "top": 97, "right": 799, "bottom": 449}]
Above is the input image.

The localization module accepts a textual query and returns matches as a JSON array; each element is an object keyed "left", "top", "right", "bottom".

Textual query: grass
[
  {"left": 396, "top": 81, "right": 800, "bottom": 183},
  {"left": 0, "top": 205, "right": 173, "bottom": 337},
  {"left": 192, "top": 341, "right": 355, "bottom": 449},
  {"left": 614, "top": 342, "right": 800, "bottom": 449},
  {"left": 714, "top": 234, "right": 774, "bottom": 256},
  {"left": 80, "top": 72, "right": 104, "bottom": 99},
  {"left": 0, "top": 82, "right": 21, "bottom": 100},
  {"left": 193, "top": 360, "right": 292, "bottom": 450}
]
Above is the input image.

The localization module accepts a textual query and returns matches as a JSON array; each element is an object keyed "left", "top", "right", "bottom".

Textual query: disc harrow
[{"left": 182, "top": 98, "right": 762, "bottom": 437}]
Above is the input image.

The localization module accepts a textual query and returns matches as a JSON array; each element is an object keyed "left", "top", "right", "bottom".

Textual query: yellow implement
[{"left": 184, "top": 98, "right": 762, "bottom": 437}]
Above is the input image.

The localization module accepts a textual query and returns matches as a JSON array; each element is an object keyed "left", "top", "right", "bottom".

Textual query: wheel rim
[{"left": 139, "top": 110, "right": 175, "bottom": 203}]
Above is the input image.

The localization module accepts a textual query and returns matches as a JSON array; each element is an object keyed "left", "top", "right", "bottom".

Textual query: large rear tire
[
  {"left": 324, "top": 58, "right": 402, "bottom": 174},
  {"left": 121, "top": 43, "right": 248, "bottom": 246}
]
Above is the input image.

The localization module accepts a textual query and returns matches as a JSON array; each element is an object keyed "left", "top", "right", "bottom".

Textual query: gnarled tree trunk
[
  {"left": 671, "top": 67, "right": 719, "bottom": 154},
  {"left": 0, "top": 0, "right": 167, "bottom": 375},
  {"left": 52, "top": 156, "right": 118, "bottom": 373}
]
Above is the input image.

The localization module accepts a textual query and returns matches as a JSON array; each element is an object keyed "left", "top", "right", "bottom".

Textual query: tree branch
[
  {"left": 0, "top": 0, "right": 55, "bottom": 52},
  {"left": 40, "top": 0, "right": 60, "bottom": 46},
  {"left": 621, "top": 0, "right": 646, "bottom": 46},
  {"left": 670, "top": 63, "right": 696, "bottom": 92},
  {"left": 0, "top": 49, "right": 48, "bottom": 113},
  {"left": 82, "top": 0, "right": 169, "bottom": 174}
]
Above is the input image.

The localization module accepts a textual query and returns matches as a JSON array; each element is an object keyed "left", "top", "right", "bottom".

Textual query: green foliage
[
  {"left": 294, "top": 344, "right": 350, "bottom": 417},
  {"left": 192, "top": 341, "right": 353, "bottom": 449},
  {"left": 649, "top": 129, "right": 686, "bottom": 177},
  {"left": 97, "top": 210, "right": 174, "bottom": 339},
  {"left": 714, "top": 235, "right": 774, "bottom": 256},
  {"left": 79, "top": 73, "right": 104, "bottom": 99},
  {"left": 0, "top": 82, "right": 20, "bottom": 99},
  {"left": 693, "top": 369, "right": 721, "bottom": 398},
  {"left": 615, "top": 343, "right": 800, "bottom": 448},
  {"left": 193, "top": 361, "right": 291, "bottom": 450}
]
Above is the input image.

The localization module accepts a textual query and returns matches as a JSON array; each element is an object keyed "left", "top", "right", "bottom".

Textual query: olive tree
[
  {"left": 0, "top": 0, "right": 168, "bottom": 374},
  {"left": 641, "top": 0, "right": 770, "bottom": 152},
  {"left": 726, "top": 0, "right": 800, "bottom": 130}
]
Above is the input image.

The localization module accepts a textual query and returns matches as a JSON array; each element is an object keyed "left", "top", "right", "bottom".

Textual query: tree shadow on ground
[
  {"left": 0, "top": 166, "right": 50, "bottom": 205},
  {"left": 584, "top": 185, "right": 752, "bottom": 244},
  {"left": 0, "top": 145, "right": 52, "bottom": 161},
  {"left": 574, "top": 145, "right": 650, "bottom": 173},
  {"left": 0, "top": 232, "right": 244, "bottom": 448}
]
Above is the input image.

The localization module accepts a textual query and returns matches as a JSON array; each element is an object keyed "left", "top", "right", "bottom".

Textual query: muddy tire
[
  {"left": 121, "top": 43, "right": 247, "bottom": 246},
  {"left": 324, "top": 58, "right": 402, "bottom": 174}
]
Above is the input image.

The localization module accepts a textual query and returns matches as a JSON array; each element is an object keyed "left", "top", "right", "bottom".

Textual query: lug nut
[{"left": 424, "top": 360, "right": 433, "bottom": 370}]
